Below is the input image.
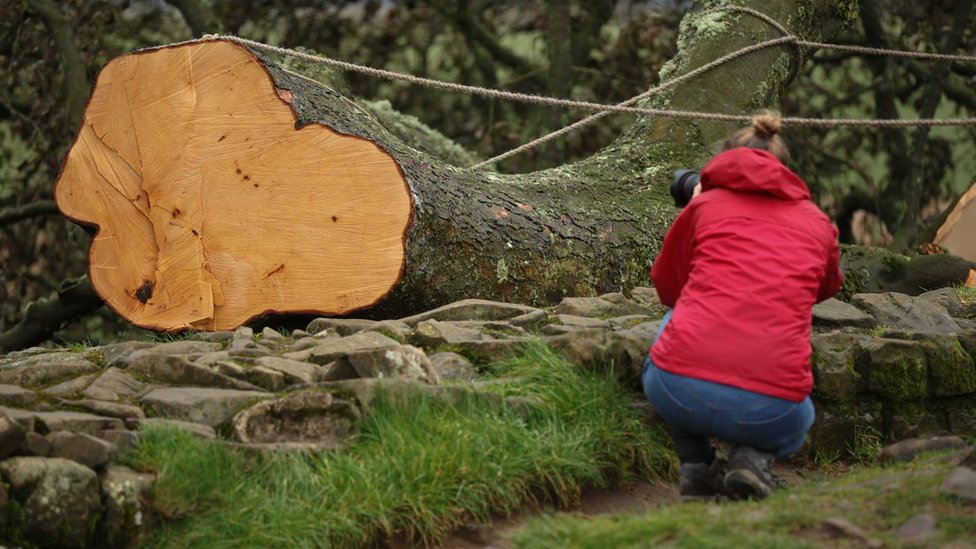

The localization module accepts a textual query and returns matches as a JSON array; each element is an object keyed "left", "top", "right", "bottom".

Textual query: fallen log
[{"left": 54, "top": 2, "right": 852, "bottom": 331}]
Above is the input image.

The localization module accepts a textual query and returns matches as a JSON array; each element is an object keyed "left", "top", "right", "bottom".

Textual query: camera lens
[{"left": 671, "top": 169, "right": 700, "bottom": 208}]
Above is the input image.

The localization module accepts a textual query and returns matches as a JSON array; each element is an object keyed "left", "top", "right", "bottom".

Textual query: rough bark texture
[{"left": 55, "top": 0, "right": 859, "bottom": 329}]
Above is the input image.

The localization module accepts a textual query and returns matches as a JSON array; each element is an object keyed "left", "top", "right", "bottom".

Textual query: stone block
[
  {"left": 47, "top": 431, "right": 118, "bottom": 468},
  {"left": 855, "top": 338, "right": 928, "bottom": 401},
  {"left": 245, "top": 366, "right": 288, "bottom": 391},
  {"left": 813, "top": 298, "right": 875, "bottom": 328},
  {"left": 82, "top": 367, "right": 146, "bottom": 402},
  {"left": 811, "top": 334, "right": 865, "bottom": 402},
  {"left": 429, "top": 352, "right": 479, "bottom": 382},
  {"left": 0, "top": 352, "right": 100, "bottom": 387},
  {"left": 398, "top": 299, "right": 542, "bottom": 327},
  {"left": 253, "top": 356, "right": 324, "bottom": 385},
  {"left": 140, "top": 387, "right": 273, "bottom": 427},
  {"left": 918, "top": 335, "right": 976, "bottom": 397},
  {"left": 0, "top": 384, "right": 37, "bottom": 407},
  {"left": 851, "top": 292, "right": 960, "bottom": 334},
  {"left": 412, "top": 319, "right": 489, "bottom": 347},
  {"left": 231, "top": 389, "right": 361, "bottom": 447},
  {"left": 99, "top": 465, "right": 155, "bottom": 549},
  {"left": 0, "top": 457, "right": 102, "bottom": 548},
  {"left": 128, "top": 354, "right": 263, "bottom": 391},
  {"left": 301, "top": 332, "right": 400, "bottom": 365},
  {"left": 345, "top": 345, "right": 439, "bottom": 384},
  {"left": 307, "top": 317, "right": 378, "bottom": 336},
  {"left": 0, "top": 411, "right": 27, "bottom": 459}
]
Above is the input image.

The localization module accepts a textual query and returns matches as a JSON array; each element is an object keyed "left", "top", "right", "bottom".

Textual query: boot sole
[{"left": 724, "top": 469, "right": 773, "bottom": 500}]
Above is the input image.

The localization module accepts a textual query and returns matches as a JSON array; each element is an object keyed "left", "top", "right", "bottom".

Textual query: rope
[
  {"left": 704, "top": 6, "right": 976, "bottom": 63},
  {"left": 473, "top": 5, "right": 975, "bottom": 168},
  {"left": 193, "top": 6, "right": 976, "bottom": 169},
  {"left": 208, "top": 34, "right": 975, "bottom": 127}
]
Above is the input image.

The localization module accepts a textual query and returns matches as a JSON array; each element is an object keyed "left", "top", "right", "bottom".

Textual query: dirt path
[{"left": 422, "top": 462, "right": 825, "bottom": 548}]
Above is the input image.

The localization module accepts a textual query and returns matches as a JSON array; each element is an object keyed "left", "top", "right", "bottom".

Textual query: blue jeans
[{"left": 642, "top": 310, "right": 815, "bottom": 463}]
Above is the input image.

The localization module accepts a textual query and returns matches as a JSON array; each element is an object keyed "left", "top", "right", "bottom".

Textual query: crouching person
[{"left": 644, "top": 111, "right": 843, "bottom": 500}]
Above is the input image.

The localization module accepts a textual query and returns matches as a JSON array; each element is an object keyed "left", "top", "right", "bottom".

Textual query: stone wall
[
  {"left": 0, "top": 287, "right": 973, "bottom": 547},
  {"left": 809, "top": 288, "right": 976, "bottom": 459}
]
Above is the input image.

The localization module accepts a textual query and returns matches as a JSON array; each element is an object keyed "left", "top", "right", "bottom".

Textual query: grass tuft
[
  {"left": 955, "top": 284, "right": 976, "bottom": 305},
  {"left": 123, "top": 341, "right": 669, "bottom": 547}
]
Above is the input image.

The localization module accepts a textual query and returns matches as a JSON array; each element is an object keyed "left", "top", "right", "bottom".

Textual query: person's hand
[{"left": 692, "top": 183, "right": 702, "bottom": 198}]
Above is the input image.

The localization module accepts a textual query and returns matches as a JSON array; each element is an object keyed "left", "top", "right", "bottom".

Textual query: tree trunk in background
[{"left": 54, "top": 0, "right": 857, "bottom": 331}]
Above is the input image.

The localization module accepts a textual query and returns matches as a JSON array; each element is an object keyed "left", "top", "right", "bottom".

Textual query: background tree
[{"left": 781, "top": 0, "right": 976, "bottom": 249}]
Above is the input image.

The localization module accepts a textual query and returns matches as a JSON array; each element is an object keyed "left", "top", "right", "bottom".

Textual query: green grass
[
  {"left": 955, "top": 285, "right": 976, "bottom": 306},
  {"left": 55, "top": 338, "right": 92, "bottom": 352},
  {"left": 510, "top": 454, "right": 976, "bottom": 549},
  {"left": 123, "top": 342, "right": 671, "bottom": 547},
  {"left": 148, "top": 330, "right": 199, "bottom": 343}
]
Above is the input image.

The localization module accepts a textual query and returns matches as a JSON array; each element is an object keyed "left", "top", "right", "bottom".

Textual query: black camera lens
[{"left": 670, "top": 169, "right": 700, "bottom": 208}]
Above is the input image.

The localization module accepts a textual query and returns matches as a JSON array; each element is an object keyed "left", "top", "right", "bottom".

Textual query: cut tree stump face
[{"left": 55, "top": 41, "right": 412, "bottom": 331}]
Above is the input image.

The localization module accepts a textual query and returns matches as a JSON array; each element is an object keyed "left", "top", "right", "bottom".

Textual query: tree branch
[
  {"left": 951, "top": 62, "right": 976, "bottom": 78},
  {"left": 0, "top": 276, "right": 104, "bottom": 353},
  {"left": 448, "top": 0, "right": 546, "bottom": 90},
  {"left": 0, "top": 200, "right": 60, "bottom": 226},
  {"left": 25, "top": 0, "right": 88, "bottom": 129},
  {"left": 904, "top": 61, "right": 976, "bottom": 111}
]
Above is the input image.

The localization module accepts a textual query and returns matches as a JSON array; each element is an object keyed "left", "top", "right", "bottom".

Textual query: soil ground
[{"left": 395, "top": 462, "right": 826, "bottom": 548}]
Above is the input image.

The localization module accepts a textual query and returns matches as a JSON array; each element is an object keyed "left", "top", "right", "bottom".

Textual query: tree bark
[
  {"left": 54, "top": 0, "right": 857, "bottom": 332},
  {"left": 0, "top": 276, "right": 103, "bottom": 353}
]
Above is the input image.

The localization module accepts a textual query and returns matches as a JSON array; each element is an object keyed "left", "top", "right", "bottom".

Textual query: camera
[{"left": 670, "top": 169, "right": 700, "bottom": 208}]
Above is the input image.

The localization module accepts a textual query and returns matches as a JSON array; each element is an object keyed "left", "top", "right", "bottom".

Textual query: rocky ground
[{"left": 0, "top": 287, "right": 974, "bottom": 548}]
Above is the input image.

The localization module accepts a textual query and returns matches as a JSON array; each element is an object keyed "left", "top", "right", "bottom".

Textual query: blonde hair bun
[{"left": 751, "top": 110, "right": 782, "bottom": 139}]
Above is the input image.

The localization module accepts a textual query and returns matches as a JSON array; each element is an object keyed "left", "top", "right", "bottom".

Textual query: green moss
[
  {"left": 921, "top": 337, "right": 976, "bottom": 397},
  {"left": 871, "top": 354, "right": 927, "bottom": 401},
  {"left": 4, "top": 495, "right": 26, "bottom": 546},
  {"left": 432, "top": 343, "right": 492, "bottom": 366},
  {"left": 83, "top": 349, "right": 106, "bottom": 368},
  {"left": 838, "top": 244, "right": 911, "bottom": 299},
  {"left": 856, "top": 339, "right": 928, "bottom": 402}
]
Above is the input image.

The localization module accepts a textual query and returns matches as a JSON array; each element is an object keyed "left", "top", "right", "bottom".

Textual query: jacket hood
[{"left": 699, "top": 147, "right": 810, "bottom": 201}]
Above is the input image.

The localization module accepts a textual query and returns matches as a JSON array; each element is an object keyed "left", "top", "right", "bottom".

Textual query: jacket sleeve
[
  {"left": 816, "top": 228, "right": 843, "bottom": 303},
  {"left": 651, "top": 207, "right": 697, "bottom": 308}
]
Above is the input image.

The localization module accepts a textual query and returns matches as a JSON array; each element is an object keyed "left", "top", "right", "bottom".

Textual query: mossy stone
[
  {"left": 883, "top": 400, "right": 946, "bottom": 440},
  {"left": 919, "top": 335, "right": 976, "bottom": 397},
  {"left": 855, "top": 338, "right": 928, "bottom": 401},
  {"left": 811, "top": 333, "right": 865, "bottom": 402},
  {"left": 944, "top": 396, "right": 976, "bottom": 434}
]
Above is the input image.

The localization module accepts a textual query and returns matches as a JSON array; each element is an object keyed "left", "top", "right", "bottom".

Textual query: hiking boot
[
  {"left": 679, "top": 458, "right": 725, "bottom": 500},
  {"left": 724, "top": 446, "right": 779, "bottom": 500}
]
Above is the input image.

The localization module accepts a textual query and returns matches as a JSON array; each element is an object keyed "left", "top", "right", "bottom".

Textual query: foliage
[
  {"left": 782, "top": 0, "right": 976, "bottom": 249},
  {"left": 122, "top": 343, "right": 670, "bottom": 547},
  {"left": 511, "top": 452, "right": 976, "bottom": 548}
]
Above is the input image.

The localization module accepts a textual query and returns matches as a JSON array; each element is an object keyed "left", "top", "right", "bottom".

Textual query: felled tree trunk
[{"left": 55, "top": 0, "right": 854, "bottom": 331}]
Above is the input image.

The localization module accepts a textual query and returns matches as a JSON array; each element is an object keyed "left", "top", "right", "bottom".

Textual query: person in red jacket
[{"left": 644, "top": 111, "right": 843, "bottom": 500}]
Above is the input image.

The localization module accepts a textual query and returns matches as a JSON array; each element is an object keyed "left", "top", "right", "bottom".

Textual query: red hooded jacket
[{"left": 650, "top": 147, "right": 842, "bottom": 402}]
